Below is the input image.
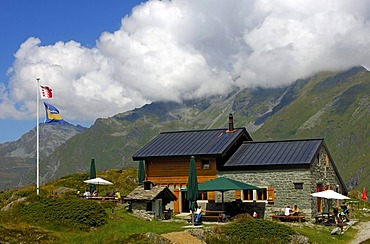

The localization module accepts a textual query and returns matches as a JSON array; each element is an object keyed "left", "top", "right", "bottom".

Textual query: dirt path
[
  {"left": 349, "top": 221, "right": 370, "bottom": 244},
  {"left": 161, "top": 231, "right": 205, "bottom": 244}
]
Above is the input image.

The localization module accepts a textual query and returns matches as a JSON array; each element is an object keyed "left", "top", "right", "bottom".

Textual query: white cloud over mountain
[{"left": 1, "top": 0, "right": 370, "bottom": 122}]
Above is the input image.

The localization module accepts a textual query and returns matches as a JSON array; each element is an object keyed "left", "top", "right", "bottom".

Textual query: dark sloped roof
[
  {"left": 125, "top": 185, "right": 177, "bottom": 201},
  {"left": 132, "top": 128, "right": 251, "bottom": 160},
  {"left": 224, "top": 139, "right": 322, "bottom": 167}
]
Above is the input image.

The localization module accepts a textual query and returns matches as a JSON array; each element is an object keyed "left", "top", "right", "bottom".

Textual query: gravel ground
[
  {"left": 161, "top": 231, "right": 205, "bottom": 244},
  {"left": 349, "top": 221, "right": 370, "bottom": 244}
]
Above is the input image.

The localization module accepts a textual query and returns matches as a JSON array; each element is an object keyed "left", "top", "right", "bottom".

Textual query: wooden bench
[
  {"left": 82, "top": 196, "right": 118, "bottom": 202},
  {"left": 203, "top": 210, "right": 227, "bottom": 222},
  {"left": 314, "top": 212, "right": 335, "bottom": 225},
  {"left": 271, "top": 215, "right": 305, "bottom": 222}
]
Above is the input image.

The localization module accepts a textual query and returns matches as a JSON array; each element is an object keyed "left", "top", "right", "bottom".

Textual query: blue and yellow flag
[{"left": 43, "top": 102, "right": 64, "bottom": 124}]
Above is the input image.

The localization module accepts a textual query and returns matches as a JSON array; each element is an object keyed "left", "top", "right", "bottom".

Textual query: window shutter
[
  {"left": 267, "top": 186, "right": 274, "bottom": 204},
  {"left": 173, "top": 188, "right": 180, "bottom": 213},
  {"left": 208, "top": 191, "right": 215, "bottom": 201},
  {"left": 235, "top": 190, "right": 241, "bottom": 200}
]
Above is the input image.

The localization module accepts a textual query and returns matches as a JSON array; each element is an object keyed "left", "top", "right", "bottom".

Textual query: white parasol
[
  {"left": 311, "top": 190, "right": 349, "bottom": 200},
  {"left": 84, "top": 177, "right": 113, "bottom": 185}
]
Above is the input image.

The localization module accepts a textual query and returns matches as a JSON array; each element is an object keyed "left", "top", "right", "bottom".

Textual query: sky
[{"left": 1, "top": 0, "right": 370, "bottom": 143}]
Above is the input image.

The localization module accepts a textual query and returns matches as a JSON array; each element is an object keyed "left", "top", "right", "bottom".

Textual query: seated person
[
  {"left": 83, "top": 190, "right": 91, "bottom": 198},
  {"left": 292, "top": 205, "right": 300, "bottom": 216},
  {"left": 115, "top": 190, "right": 122, "bottom": 203},
  {"left": 253, "top": 211, "right": 258, "bottom": 218},
  {"left": 219, "top": 213, "right": 227, "bottom": 222},
  {"left": 194, "top": 205, "right": 202, "bottom": 223},
  {"left": 284, "top": 205, "right": 291, "bottom": 216}
]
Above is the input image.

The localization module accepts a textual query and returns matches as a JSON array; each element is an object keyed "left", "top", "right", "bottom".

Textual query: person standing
[
  {"left": 194, "top": 205, "right": 202, "bottom": 223},
  {"left": 334, "top": 206, "right": 344, "bottom": 234},
  {"left": 341, "top": 201, "right": 350, "bottom": 222}
]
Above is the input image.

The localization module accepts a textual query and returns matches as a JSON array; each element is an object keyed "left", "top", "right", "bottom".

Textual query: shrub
[
  {"left": 17, "top": 197, "right": 108, "bottom": 231},
  {"left": 206, "top": 218, "right": 295, "bottom": 244}
]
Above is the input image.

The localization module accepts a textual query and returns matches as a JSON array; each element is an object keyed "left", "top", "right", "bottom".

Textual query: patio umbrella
[
  {"left": 89, "top": 158, "right": 97, "bottom": 193},
  {"left": 198, "top": 177, "right": 260, "bottom": 203},
  {"left": 311, "top": 190, "right": 350, "bottom": 200},
  {"left": 84, "top": 177, "right": 113, "bottom": 193},
  {"left": 138, "top": 160, "right": 145, "bottom": 185},
  {"left": 84, "top": 177, "right": 113, "bottom": 185},
  {"left": 311, "top": 190, "right": 350, "bottom": 215},
  {"left": 186, "top": 156, "right": 198, "bottom": 225}
]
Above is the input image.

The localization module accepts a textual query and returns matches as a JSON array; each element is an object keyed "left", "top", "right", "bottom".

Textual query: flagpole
[{"left": 36, "top": 78, "right": 40, "bottom": 195}]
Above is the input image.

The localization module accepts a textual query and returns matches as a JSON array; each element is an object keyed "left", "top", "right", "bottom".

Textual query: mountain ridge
[
  {"left": 0, "top": 66, "right": 368, "bottom": 191},
  {"left": 0, "top": 122, "right": 87, "bottom": 190}
]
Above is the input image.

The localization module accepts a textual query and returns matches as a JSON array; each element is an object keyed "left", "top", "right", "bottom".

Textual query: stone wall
[
  {"left": 219, "top": 168, "right": 312, "bottom": 219},
  {"left": 310, "top": 146, "right": 345, "bottom": 216},
  {"left": 218, "top": 146, "right": 344, "bottom": 221},
  {"left": 132, "top": 201, "right": 147, "bottom": 211}
]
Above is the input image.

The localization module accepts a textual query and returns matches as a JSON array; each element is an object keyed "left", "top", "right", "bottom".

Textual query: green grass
[
  {"left": 205, "top": 216, "right": 296, "bottom": 244},
  {"left": 294, "top": 223, "right": 354, "bottom": 243},
  {"left": 294, "top": 200, "right": 370, "bottom": 244},
  {"left": 56, "top": 208, "right": 185, "bottom": 244}
]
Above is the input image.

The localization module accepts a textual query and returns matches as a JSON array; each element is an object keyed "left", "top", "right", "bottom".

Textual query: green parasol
[
  {"left": 186, "top": 156, "right": 198, "bottom": 225},
  {"left": 138, "top": 160, "right": 145, "bottom": 185},
  {"left": 89, "top": 157, "right": 97, "bottom": 193}
]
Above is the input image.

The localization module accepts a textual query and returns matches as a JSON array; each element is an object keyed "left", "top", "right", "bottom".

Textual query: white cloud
[{"left": 1, "top": 0, "right": 370, "bottom": 123}]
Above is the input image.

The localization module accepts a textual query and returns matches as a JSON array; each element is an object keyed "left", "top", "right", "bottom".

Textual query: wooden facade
[
  {"left": 145, "top": 157, "right": 218, "bottom": 212},
  {"left": 146, "top": 157, "right": 217, "bottom": 184}
]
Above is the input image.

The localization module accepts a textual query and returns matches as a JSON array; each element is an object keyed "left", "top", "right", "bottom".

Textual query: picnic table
[
  {"left": 271, "top": 214, "right": 305, "bottom": 222},
  {"left": 81, "top": 196, "right": 117, "bottom": 201},
  {"left": 314, "top": 212, "right": 335, "bottom": 225},
  {"left": 202, "top": 210, "right": 227, "bottom": 222}
]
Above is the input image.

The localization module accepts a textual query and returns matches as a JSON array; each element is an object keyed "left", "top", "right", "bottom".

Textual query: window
[
  {"left": 198, "top": 191, "right": 208, "bottom": 200},
  {"left": 201, "top": 159, "right": 210, "bottom": 169},
  {"left": 242, "top": 189, "right": 253, "bottom": 200},
  {"left": 325, "top": 154, "right": 329, "bottom": 167},
  {"left": 242, "top": 188, "right": 267, "bottom": 201},
  {"left": 256, "top": 188, "right": 267, "bottom": 200},
  {"left": 294, "top": 183, "right": 304, "bottom": 190}
]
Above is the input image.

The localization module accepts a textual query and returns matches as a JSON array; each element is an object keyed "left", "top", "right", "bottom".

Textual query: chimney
[
  {"left": 144, "top": 181, "right": 154, "bottom": 190},
  {"left": 228, "top": 113, "right": 234, "bottom": 131}
]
